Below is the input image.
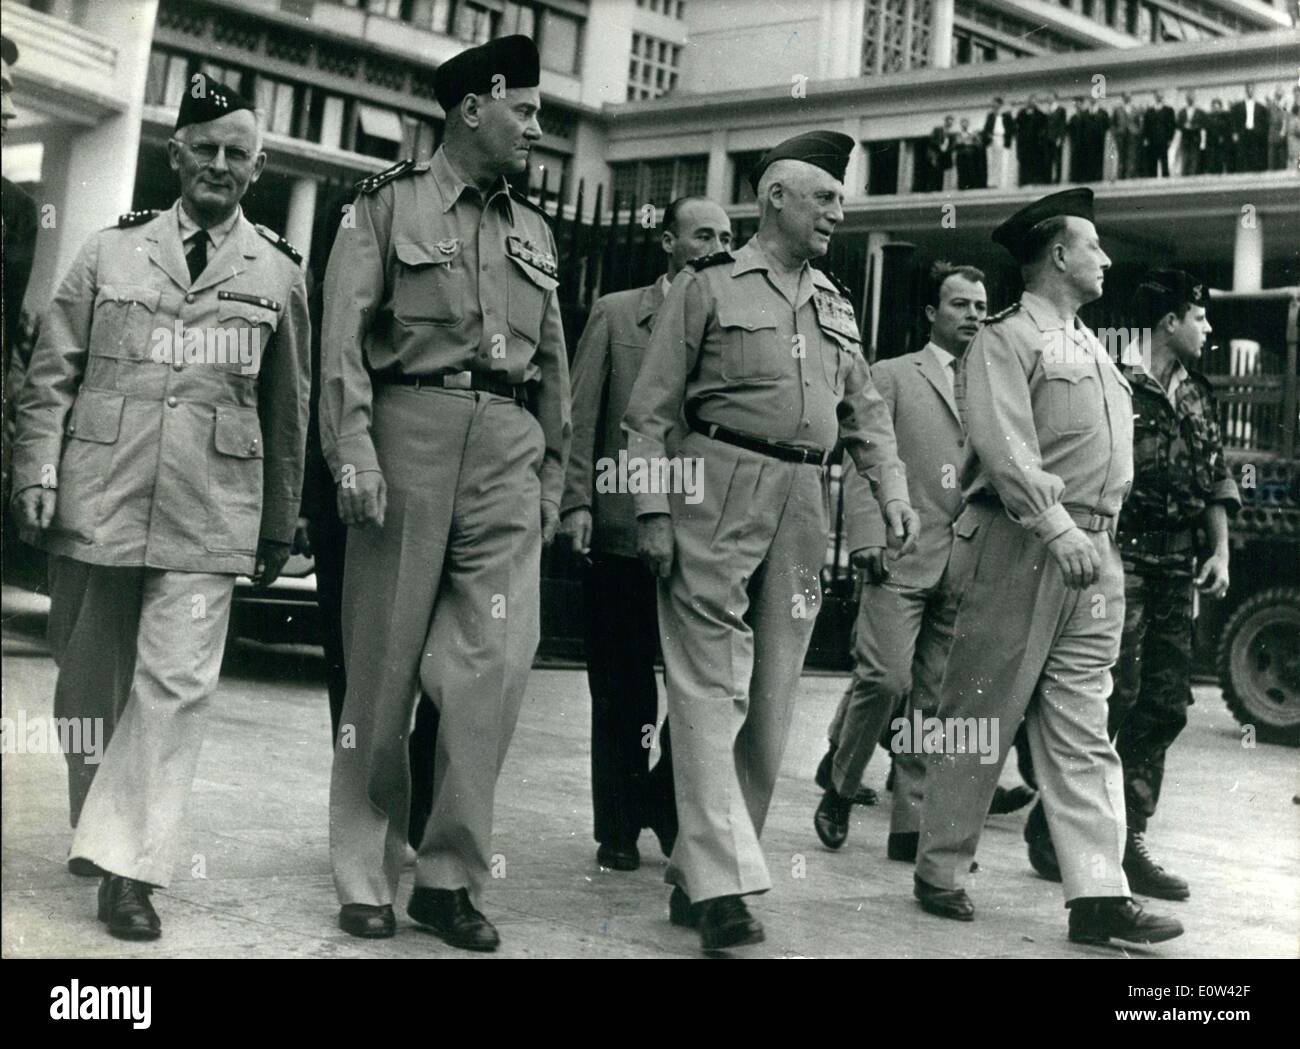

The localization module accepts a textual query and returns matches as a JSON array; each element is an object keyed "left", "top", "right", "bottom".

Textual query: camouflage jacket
[{"left": 1117, "top": 363, "right": 1240, "bottom": 574}]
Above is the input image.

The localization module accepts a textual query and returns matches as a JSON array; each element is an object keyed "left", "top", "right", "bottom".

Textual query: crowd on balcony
[{"left": 918, "top": 82, "right": 1300, "bottom": 192}]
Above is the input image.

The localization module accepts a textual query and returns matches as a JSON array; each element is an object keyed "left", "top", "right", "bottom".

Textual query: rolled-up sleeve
[
  {"left": 960, "top": 325, "right": 1071, "bottom": 544},
  {"left": 622, "top": 273, "right": 707, "bottom": 518}
]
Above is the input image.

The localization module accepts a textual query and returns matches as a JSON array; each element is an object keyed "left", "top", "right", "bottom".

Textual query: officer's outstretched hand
[
  {"left": 15, "top": 486, "right": 57, "bottom": 530},
  {"left": 337, "top": 469, "right": 387, "bottom": 529},
  {"left": 561, "top": 507, "right": 593, "bottom": 556},
  {"left": 1048, "top": 526, "right": 1101, "bottom": 589},
  {"left": 253, "top": 538, "right": 292, "bottom": 588},
  {"left": 636, "top": 513, "right": 674, "bottom": 579},
  {"left": 884, "top": 500, "right": 920, "bottom": 558},
  {"left": 541, "top": 500, "right": 560, "bottom": 547}
]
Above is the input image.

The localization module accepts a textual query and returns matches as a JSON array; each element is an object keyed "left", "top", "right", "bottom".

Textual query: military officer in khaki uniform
[
  {"left": 560, "top": 195, "right": 732, "bottom": 873},
  {"left": 11, "top": 77, "right": 310, "bottom": 940},
  {"left": 321, "top": 36, "right": 570, "bottom": 952},
  {"left": 912, "top": 188, "right": 1183, "bottom": 947},
  {"left": 624, "top": 131, "right": 918, "bottom": 952}
]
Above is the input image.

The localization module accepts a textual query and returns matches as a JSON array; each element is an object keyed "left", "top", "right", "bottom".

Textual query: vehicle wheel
[{"left": 1217, "top": 586, "right": 1300, "bottom": 746}]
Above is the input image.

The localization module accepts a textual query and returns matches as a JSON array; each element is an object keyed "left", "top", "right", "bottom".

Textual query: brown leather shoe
[
  {"left": 913, "top": 874, "right": 975, "bottom": 921},
  {"left": 408, "top": 887, "right": 499, "bottom": 952},
  {"left": 596, "top": 842, "right": 640, "bottom": 871},
  {"left": 97, "top": 875, "right": 161, "bottom": 940}
]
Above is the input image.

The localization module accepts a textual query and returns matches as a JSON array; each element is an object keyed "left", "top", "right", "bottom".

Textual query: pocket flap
[
  {"left": 505, "top": 252, "right": 559, "bottom": 292},
  {"left": 67, "top": 389, "right": 125, "bottom": 444},
  {"left": 1040, "top": 359, "right": 1094, "bottom": 384},
  {"left": 217, "top": 303, "right": 280, "bottom": 329},
  {"left": 716, "top": 306, "right": 778, "bottom": 332},
  {"left": 213, "top": 406, "right": 264, "bottom": 459},
  {"left": 394, "top": 240, "right": 457, "bottom": 267},
  {"left": 954, "top": 507, "right": 982, "bottom": 539},
  {"left": 97, "top": 285, "right": 161, "bottom": 311}
]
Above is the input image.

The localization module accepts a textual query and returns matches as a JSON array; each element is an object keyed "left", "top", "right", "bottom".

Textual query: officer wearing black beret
[{"left": 322, "top": 34, "right": 570, "bottom": 952}]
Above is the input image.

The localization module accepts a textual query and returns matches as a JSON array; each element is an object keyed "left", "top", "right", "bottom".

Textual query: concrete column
[
  {"left": 706, "top": 128, "right": 728, "bottom": 205},
  {"left": 285, "top": 177, "right": 318, "bottom": 269},
  {"left": 865, "top": 229, "right": 892, "bottom": 358},
  {"left": 931, "top": 0, "right": 955, "bottom": 69},
  {"left": 898, "top": 141, "right": 916, "bottom": 195},
  {"left": 842, "top": 117, "right": 865, "bottom": 199},
  {"left": 1232, "top": 210, "right": 1263, "bottom": 292}
]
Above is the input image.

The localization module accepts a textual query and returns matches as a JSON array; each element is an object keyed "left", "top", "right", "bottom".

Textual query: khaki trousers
[
  {"left": 827, "top": 578, "right": 957, "bottom": 834},
  {"left": 658, "top": 432, "right": 827, "bottom": 903},
  {"left": 916, "top": 503, "right": 1129, "bottom": 902},
  {"left": 329, "top": 386, "right": 544, "bottom": 909},
  {"left": 67, "top": 564, "right": 235, "bottom": 887}
]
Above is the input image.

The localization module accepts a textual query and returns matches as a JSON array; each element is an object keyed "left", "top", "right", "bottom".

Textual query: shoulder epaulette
[
  {"left": 254, "top": 223, "right": 303, "bottom": 266},
  {"left": 354, "top": 158, "right": 419, "bottom": 195},
  {"left": 985, "top": 302, "right": 1021, "bottom": 324},
  {"left": 114, "top": 209, "right": 159, "bottom": 229},
  {"left": 508, "top": 185, "right": 553, "bottom": 226},
  {"left": 825, "top": 270, "right": 853, "bottom": 299},
  {"left": 687, "top": 251, "right": 734, "bottom": 272}
]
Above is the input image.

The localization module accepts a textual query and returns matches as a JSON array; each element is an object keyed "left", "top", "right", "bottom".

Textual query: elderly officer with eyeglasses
[{"left": 11, "top": 76, "right": 310, "bottom": 940}]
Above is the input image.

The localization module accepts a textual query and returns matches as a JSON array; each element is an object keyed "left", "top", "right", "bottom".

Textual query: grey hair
[{"left": 755, "top": 159, "right": 805, "bottom": 221}]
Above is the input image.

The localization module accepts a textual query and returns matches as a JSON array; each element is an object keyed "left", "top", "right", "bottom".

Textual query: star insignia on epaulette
[
  {"left": 354, "top": 158, "right": 420, "bottom": 195},
  {"left": 824, "top": 269, "right": 853, "bottom": 300},
  {"left": 985, "top": 303, "right": 1021, "bottom": 324},
  {"left": 687, "top": 251, "right": 734, "bottom": 272},
  {"left": 508, "top": 186, "right": 554, "bottom": 225},
  {"left": 114, "top": 209, "right": 159, "bottom": 229},
  {"left": 253, "top": 223, "right": 303, "bottom": 266}
]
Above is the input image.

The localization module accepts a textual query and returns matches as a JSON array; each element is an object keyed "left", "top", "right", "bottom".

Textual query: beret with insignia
[
  {"left": 1130, "top": 268, "right": 1207, "bottom": 328},
  {"left": 434, "top": 34, "right": 539, "bottom": 112},
  {"left": 750, "top": 130, "right": 855, "bottom": 194},
  {"left": 992, "top": 187, "right": 1094, "bottom": 264},
  {"left": 2, "top": 33, "right": 18, "bottom": 67},
  {"left": 175, "top": 74, "right": 255, "bottom": 132}
]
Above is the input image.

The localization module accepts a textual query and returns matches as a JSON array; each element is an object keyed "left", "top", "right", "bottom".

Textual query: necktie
[{"left": 186, "top": 231, "right": 209, "bottom": 284}]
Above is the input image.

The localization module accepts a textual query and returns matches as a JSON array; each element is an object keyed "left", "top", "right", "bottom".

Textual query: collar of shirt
[
  {"left": 176, "top": 200, "right": 241, "bottom": 252},
  {"left": 430, "top": 147, "right": 514, "bottom": 220},
  {"left": 658, "top": 273, "right": 672, "bottom": 298},
  {"left": 1019, "top": 290, "right": 1077, "bottom": 333},
  {"left": 927, "top": 341, "right": 957, "bottom": 390},
  {"left": 732, "top": 237, "right": 816, "bottom": 308}
]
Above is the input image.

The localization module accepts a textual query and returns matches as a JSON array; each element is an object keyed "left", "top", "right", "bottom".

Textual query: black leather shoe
[
  {"left": 913, "top": 875, "right": 974, "bottom": 921},
  {"left": 887, "top": 831, "right": 919, "bottom": 862},
  {"left": 1068, "top": 897, "right": 1184, "bottom": 945},
  {"left": 668, "top": 885, "right": 699, "bottom": 928},
  {"left": 338, "top": 903, "right": 396, "bottom": 938},
  {"left": 97, "top": 876, "right": 161, "bottom": 940},
  {"left": 698, "top": 895, "right": 764, "bottom": 951},
  {"left": 408, "top": 887, "right": 500, "bottom": 952},
  {"left": 1027, "top": 837, "right": 1063, "bottom": 883},
  {"left": 1123, "top": 830, "right": 1190, "bottom": 901},
  {"left": 988, "top": 785, "right": 1035, "bottom": 815},
  {"left": 68, "top": 856, "right": 102, "bottom": 878},
  {"left": 596, "top": 842, "right": 640, "bottom": 871},
  {"left": 814, "top": 789, "right": 852, "bottom": 849},
  {"left": 814, "top": 747, "right": 878, "bottom": 805}
]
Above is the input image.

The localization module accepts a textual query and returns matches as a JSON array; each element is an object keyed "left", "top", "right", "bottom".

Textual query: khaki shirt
[
  {"left": 11, "top": 201, "right": 310, "bottom": 575},
  {"left": 623, "top": 237, "right": 908, "bottom": 517},
  {"left": 957, "top": 290, "right": 1134, "bottom": 544},
  {"left": 319, "top": 148, "right": 571, "bottom": 506}
]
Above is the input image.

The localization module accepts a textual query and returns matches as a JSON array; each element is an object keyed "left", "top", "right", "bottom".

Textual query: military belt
[
  {"left": 686, "top": 406, "right": 830, "bottom": 466},
  {"left": 375, "top": 369, "right": 532, "bottom": 408},
  {"left": 969, "top": 492, "right": 1117, "bottom": 536}
]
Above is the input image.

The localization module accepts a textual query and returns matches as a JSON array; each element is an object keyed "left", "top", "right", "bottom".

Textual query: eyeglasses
[{"left": 173, "top": 139, "right": 256, "bottom": 167}]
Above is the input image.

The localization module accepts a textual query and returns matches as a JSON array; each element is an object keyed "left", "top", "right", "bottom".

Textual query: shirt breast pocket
[
  {"left": 506, "top": 254, "right": 558, "bottom": 345},
  {"left": 716, "top": 306, "right": 783, "bottom": 383},
  {"left": 215, "top": 303, "right": 279, "bottom": 376},
  {"left": 1040, "top": 360, "right": 1102, "bottom": 436},
  {"left": 392, "top": 240, "right": 463, "bottom": 326},
  {"left": 91, "top": 285, "right": 161, "bottom": 360},
  {"left": 818, "top": 326, "right": 860, "bottom": 395}
]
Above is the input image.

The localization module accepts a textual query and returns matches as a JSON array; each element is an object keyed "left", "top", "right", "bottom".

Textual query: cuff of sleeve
[
  {"left": 541, "top": 465, "right": 564, "bottom": 509},
  {"left": 875, "top": 467, "right": 909, "bottom": 509},
  {"left": 260, "top": 499, "right": 300, "bottom": 544},
  {"left": 11, "top": 443, "right": 63, "bottom": 493},
  {"left": 1027, "top": 503, "right": 1075, "bottom": 545},
  {"left": 328, "top": 434, "right": 379, "bottom": 482},
  {"left": 1210, "top": 481, "right": 1242, "bottom": 511}
]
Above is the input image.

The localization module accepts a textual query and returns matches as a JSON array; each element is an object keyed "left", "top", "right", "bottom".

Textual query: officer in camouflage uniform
[{"left": 1025, "top": 269, "right": 1237, "bottom": 902}]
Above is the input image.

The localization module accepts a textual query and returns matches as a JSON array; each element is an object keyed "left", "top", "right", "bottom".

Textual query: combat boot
[
  {"left": 1123, "top": 829, "right": 1190, "bottom": 901},
  {"left": 1068, "top": 897, "right": 1183, "bottom": 945}
]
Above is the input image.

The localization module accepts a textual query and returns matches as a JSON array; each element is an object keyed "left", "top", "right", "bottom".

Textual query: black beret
[
  {"left": 435, "top": 34, "right": 540, "bottom": 112},
  {"left": 749, "top": 130, "right": 855, "bottom": 194},
  {"left": 174, "top": 74, "right": 255, "bottom": 132},
  {"left": 992, "top": 187, "right": 1095, "bottom": 263},
  {"left": 1, "top": 34, "right": 18, "bottom": 67},
  {"left": 1138, "top": 269, "right": 1206, "bottom": 312}
]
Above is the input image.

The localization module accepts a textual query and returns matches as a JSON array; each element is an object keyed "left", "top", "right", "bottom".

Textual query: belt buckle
[{"left": 443, "top": 371, "right": 473, "bottom": 390}]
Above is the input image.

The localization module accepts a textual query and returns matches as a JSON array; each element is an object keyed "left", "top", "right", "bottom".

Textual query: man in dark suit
[
  {"left": 1204, "top": 98, "right": 1232, "bottom": 174},
  {"left": 1047, "top": 93, "right": 1068, "bottom": 183},
  {"left": 1067, "top": 97, "right": 1089, "bottom": 183},
  {"left": 1016, "top": 95, "right": 1049, "bottom": 185},
  {"left": 1231, "top": 83, "right": 1269, "bottom": 172},
  {"left": 1143, "top": 90, "right": 1176, "bottom": 177},
  {"left": 1111, "top": 93, "right": 1141, "bottom": 180},
  {"left": 560, "top": 195, "right": 733, "bottom": 871},
  {"left": 1176, "top": 91, "right": 1205, "bottom": 177},
  {"left": 1083, "top": 97, "right": 1109, "bottom": 182}
]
